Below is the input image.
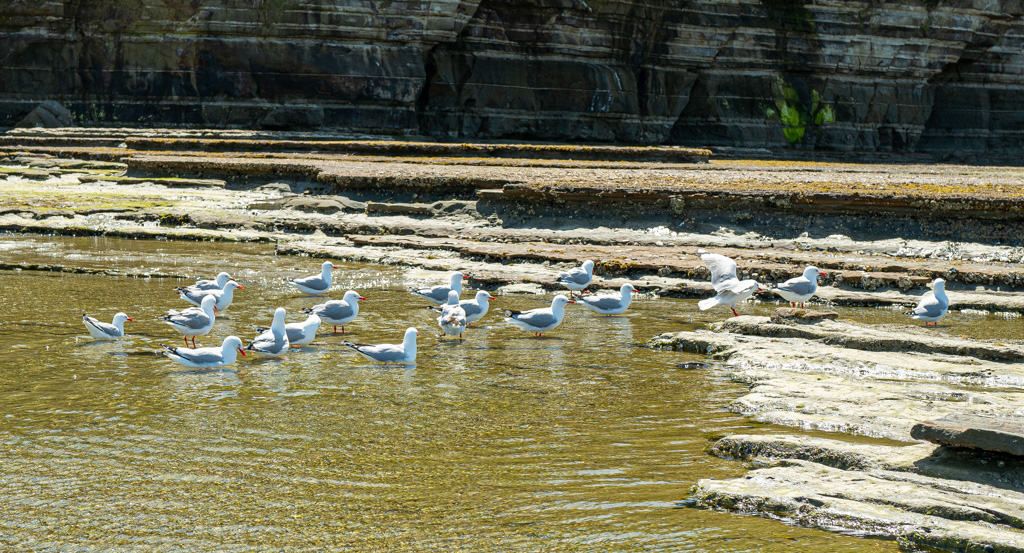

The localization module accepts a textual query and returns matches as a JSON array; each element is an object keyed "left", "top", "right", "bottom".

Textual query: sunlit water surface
[{"left": 0, "top": 234, "right": 982, "bottom": 551}]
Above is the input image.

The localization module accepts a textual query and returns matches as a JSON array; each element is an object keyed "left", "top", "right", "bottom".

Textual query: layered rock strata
[
  {"left": 652, "top": 314, "right": 1024, "bottom": 550},
  {"left": 2, "top": 1, "right": 1023, "bottom": 154}
]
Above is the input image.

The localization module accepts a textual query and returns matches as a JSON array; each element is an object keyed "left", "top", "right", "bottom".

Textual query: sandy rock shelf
[{"left": 652, "top": 313, "right": 1024, "bottom": 551}]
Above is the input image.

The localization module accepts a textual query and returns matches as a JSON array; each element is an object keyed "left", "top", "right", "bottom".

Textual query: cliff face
[{"left": 2, "top": 0, "right": 1022, "bottom": 154}]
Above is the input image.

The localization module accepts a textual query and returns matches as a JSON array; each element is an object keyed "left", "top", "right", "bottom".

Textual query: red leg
[
  {"left": 731, "top": 307, "right": 739, "bottom": 317},
  {"left": 341, "top": 326, "right": 345, "bottom": 334},
  {"left": 333, "top": 325, "right": 337, "bottom": 334},
  {"left": 183, "top": 337, "right": 188, "bottom": 347}
]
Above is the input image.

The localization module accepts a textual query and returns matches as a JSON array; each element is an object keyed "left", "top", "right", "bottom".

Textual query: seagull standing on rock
[
  {"left": 162, "top": 295, "right": 216, "bottom": 348},
  {"left": 290, "top": 261, "right": 338, "bottom": 296},
  {"left": 162, "top": 336, "right": 245, "bottom": 369},
  {"left": 343, "top": 327, "right": 418, "bottom": 365},
  {"left": 579, "top": 283, "right": 637, "bottom": 316},
  {"left": 911, "top": 278, "right": 949, "bottom": 326},
  {"left": 696, "top": 250, "right": 761, "bottom": 317},
  {"left": 247, "top": 307, "right": 290, "bottom": 357},
  {"left": 410, "top": 271, "right": 468, "bottom": 304},
  {"left": 82, "top": 312, "right": 132, "bottom": 340},
  {"left": 557, "top": 260, "right": 594, "bottom": 298},
  {"left": 435, "top": 290, "right": 468, "bottom": 339},
  {"left": 771, "top": 266, "right": 827, "bottom": 308},
  {"left": 504, "top": 295, "right": 575, "bottom": 337},
  {"left": 303, "top": 290, "right": 366, "bottom": 334}
]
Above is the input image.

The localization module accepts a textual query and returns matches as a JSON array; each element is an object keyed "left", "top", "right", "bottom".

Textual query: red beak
[
  {"left": 126, "top": 318, "right": 134, "bottom": 322},
  {"left": 359, "top": 296, "right": 367, "bottom": 300},
  {"left": 238, "top": 348, "right": 246, "bottom": 357},
  {"left": 332, "top": 265, "right": 338, "bottom": 269},
  {"left": 820, "top": 272, "right": 828, "bottom": 277},
  {"left": 237, "top": 285, "right": 244, "bottom": 289},
  {"left": 568, "top": 300, "right": 577, "bottom": 304},
  {"left": 489, "top": 296, "right": 496, "bottom": 300},
  {"left": 463, "top": 275, "right": 469, "bottom": 279}
]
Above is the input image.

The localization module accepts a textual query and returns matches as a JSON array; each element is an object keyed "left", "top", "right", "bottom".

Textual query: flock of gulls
[{"left": 81, "top": 250, "right": 951, "bottom": 369}]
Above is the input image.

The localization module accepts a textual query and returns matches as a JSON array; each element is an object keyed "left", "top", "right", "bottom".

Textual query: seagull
[
  {"left": 175, "top": 280, "right": 243, "bottom": 312},
  {"left": 247, "top": 307, "right": 290, "bottom": 357},
  {"left": 557, "top": 260, "right": 595, "bottom": 298},
  {"left": 436, "top": 290, "right": 467, "bottom": 339},
  {"left": 162, "top": 336, "right": 245, "bottom": 369},
  {"left": 504, "top": 295, "right": 575, "bottom": 337},
  {"left": 255, "top": 313, "right": 321, "bottom": 347},
  {"left": 188, "top": 272, "right": 233, "bottom": 292},
  {"left": 410, "top": 271, "right": 468, "bottom": 304},
  {"left": 579, "top": 283, "right": 637, "bottom": 316},
  {"left": 303, "top": 290, "right": 366, "bottom": 334},
  {"left": 82, "top": 312, "right": 132, "bottom": 340},
  {"left": 911, "top": 278, "right": 949, "bottom": 326},
  {"left": 343, "top": 327, "right": 418, "bottom": 365},
  {"left": 772, "top": 266, "right": 827, "bottom": 308},
  {"left": 290, "top": 261, "right": 338, "bottom": 295},
  {"left": 429, "top": 290, "right": 494, "bottom": 326},
  {"left": 161, "top": 295, "right": 216, "bottom": 347},
  {"left": 697, "top": 250, "right": 762, "bottom": 316}
]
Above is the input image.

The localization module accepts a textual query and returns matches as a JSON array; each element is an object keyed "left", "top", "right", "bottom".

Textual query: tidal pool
[{"left": 0, "top": 234, "right": 916, "bottom": 551}]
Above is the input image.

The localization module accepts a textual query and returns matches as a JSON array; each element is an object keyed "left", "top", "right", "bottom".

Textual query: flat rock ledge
[
  {"left": 695, "top": 434, "right": 1024, "bottom": 552},
  {"left": 652, "top": 313, "right": 1024, "bottom": 550},
  {"left": 912, "top": 415, "right": 1024, "bottom": 458}
]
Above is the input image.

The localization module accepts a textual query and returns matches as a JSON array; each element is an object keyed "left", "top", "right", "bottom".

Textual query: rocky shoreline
[{"left": 3, "top": 128, "right": 1024, "bottom": 550}]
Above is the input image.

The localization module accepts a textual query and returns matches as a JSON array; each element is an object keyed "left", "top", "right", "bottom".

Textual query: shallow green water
[{"left": 0, "top": 235, "right": 917, "bottom": 552}]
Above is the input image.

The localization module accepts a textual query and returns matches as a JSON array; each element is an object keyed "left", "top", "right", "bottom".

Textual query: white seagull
[
  {"left": 162, "top": 336, "right": 245, "bottom": 369},
  {"left": 911, "top": 278, "right": 949, "bottom": 326},
  {"left": 247, "top": 307, "right": 290, "bottom": 357},
  {"left": 290, "top": 261, "right": 338, "bottom": 295},
  {"left": 697, "top": 250, "right": 762, "bottom": 317},
  {"left": 436, "top": 290, "right": 468, "bottom": 339},
  {"left": 188, "top": 272, "right": 233, "bottom": 292},
  {"left": 82, "top": 312, "right": 132, "bottom": 340},
  {"left": 303, "top": 290, "right": 366, "bottom": 334},
  {"left": 161, "top": 295, "right": 216, "bottom": 347},
  {"left": 255, "top": 313, "right": 321, "bottom": 347},
  {"left": 772, "top": 266, "right": 827, "bottom": 308},
  {"left": 557, "top": 260, "right": 595, "bottom": 298},
  {"left": 579, "top": 283, "right": 637, "bottom": 316},
  {"left": 176, "top": 280, "right": 243, "bottom": 312},
  {"left": 429, "top": 290, "right": 494, "bottom": 326},
  {"left": 504, "top": 295, "right": 575, "bottom": 337},
  {"left": 410, "top": 271, "right": 468, "bottom": 304},
  {"left": 343, "top": 327, "right": 418, "bottom": 365}
]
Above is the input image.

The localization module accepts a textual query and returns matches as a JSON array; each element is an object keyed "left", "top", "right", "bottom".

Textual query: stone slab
[{"left": 912, "top": 415, "right": 1024, "bottom": 457}]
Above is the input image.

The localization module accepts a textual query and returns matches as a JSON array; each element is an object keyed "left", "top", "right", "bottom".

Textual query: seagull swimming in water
[
  {"left": 186, "top": 272, "right": 233, "bottom": 293},
  {"left": 290, "top": 261, "right": 338, "bottom": 296},
  {"left": 162, "top": 336, "right": 245, "bottom": 369},
  {"left": 579, "top": 283, "right": 637, "bottom": 316},
  {"left": 696, "top": 250, "right": 762, "bottom": 316},
  {"left": 247, "top": 307, "right": 290, "bottom": 357},
  {"left": 343, "top": 327, "right": 418, "bottom": 365},
  {"left": 82, "top": 312, "right": 132, "bottom": 340},
  {"left": 175, "top": 280, "right": 243, "bottom": 312},
  {"left": 410, "top": 272, "right": 468, "bottom": 304}
]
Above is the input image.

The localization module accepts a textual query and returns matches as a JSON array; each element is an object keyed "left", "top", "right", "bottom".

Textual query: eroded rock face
[{"left": 1, "top": 1, "right": 1022, "bottom": 153}]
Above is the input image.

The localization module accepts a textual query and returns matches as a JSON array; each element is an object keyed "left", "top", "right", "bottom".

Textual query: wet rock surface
[{"left": 653, "top": 312, "right": 1024, "bottom": 550}]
